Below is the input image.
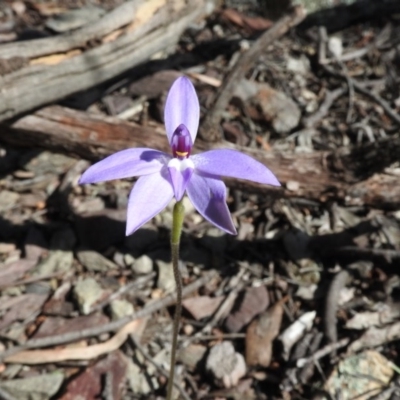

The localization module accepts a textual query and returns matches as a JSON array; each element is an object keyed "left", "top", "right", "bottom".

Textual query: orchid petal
[
  {"left": 192, "top": 150, "right": 281, "bottom": 186},
  {"left": 167, "top": 158, "right": 194, "bottom": 201},
  {"left": 164, "top": 76, "right": 199, "bottom": 144},
  {"left": 79, "top": 148, "right": 169, "bottom": 184},
  {"left": 187, "top": 173, "right": 236, "bottom": 235},
  {"left": 126, "top": 171, "right": 173, "bottom": 235}
]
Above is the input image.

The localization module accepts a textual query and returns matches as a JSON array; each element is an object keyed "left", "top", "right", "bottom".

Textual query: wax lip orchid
[{"left": 79, "top": 76, "right": 280, "bottom": 235}]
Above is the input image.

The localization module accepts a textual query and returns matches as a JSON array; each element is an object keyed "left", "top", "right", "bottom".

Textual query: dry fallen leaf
[
  {"left": 0, "top": 293, "right": 48, "bottom": 331},
  {"left": 5, "top": 318, "right": 147, "bottom": 364},
  {"left": 246, "top": 298, "right": 285, "bottom": 367},
  {"left": 225, "top": 285, "right": 269, "bottom": 333},
  {"left": 221, "top": 8, "right": 272, "bottom": 32},
  {"left": 182, "top": 295, "right": 225, "bottom": 320},
  {"left": 59, "top": 350, "right": 127, "bottom": 400}
]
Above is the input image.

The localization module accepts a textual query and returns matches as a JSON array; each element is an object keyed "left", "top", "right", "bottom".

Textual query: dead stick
[
  {"left": 2, "top": 105, "right": 400, "bottom": 208},
  {"left": 322, "top": 64, "right": 400, "bottom": 126},
  {"left": 199, "top": 5, "right": 306, "bottom": 142},
  {"left": 0, "top": 270, "right": 217, "bottom": 362},
  {"left": 296, "top": 337, "right": 350, "bottom": 367}
]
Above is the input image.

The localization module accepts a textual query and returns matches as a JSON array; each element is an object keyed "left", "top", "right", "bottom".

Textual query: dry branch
[
  {"left": 1, "top": 105, "right": 400, "bottom": 209},
  {"left": 0, "top": 0, "right": 214, "bottom": 121},
  {"left": 0, "top": 0, "right": 141, "bottom": 59}
]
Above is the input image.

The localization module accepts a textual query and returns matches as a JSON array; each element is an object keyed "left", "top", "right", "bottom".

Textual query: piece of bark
[
  {"left": 245, "top": 298, "right": 284, "bottom": 367},
  {"left": 1, "top": 105, "right": 400, "bottom": 209},
  {"left": 0, "top": 0, "right": 140, "bottom": 59},
  {"left": 0, "top": 0, "right": 214, "bottom": 121},
  {"left": 224, "top": 285, "right": 269, "bottom": 333}
]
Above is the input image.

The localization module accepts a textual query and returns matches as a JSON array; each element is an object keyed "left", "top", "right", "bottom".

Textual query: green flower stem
[{"left": 166, "top": 199, "right": 185, "bottom": 400}]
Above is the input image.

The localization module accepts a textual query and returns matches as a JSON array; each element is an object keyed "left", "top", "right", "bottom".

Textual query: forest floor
[{"left": 0, "top": 0, "right": 399, "bottom": 399}]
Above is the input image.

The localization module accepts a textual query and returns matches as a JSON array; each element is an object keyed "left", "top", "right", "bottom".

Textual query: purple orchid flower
[{"left": 80, "top": 77, "right": 280, "bottom": 235}]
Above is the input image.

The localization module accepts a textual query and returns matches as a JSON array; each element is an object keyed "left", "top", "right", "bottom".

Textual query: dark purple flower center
[{"left": 170, "top": 124, "right": 192, "bottom": 159}]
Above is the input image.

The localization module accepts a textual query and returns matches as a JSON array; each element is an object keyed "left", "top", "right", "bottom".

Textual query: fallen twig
[
  {"left": 0, "top": 270, "right": 217, "bottom": 362},
  {"left": 324, "top": 269, "right": 350, "bottom": 360},
  {"left": 322, "top": 64, "right": 400, "bottom": 126},
  {"left": 3, "top": 106, "right": 400, "bottom": 208},
  {"left": 296, "top": 338, "right": 350, "bottom": 368},
  {"left": 304, "top": 87, "right": 346, "bottom": 128},
  {"left": 199, "top": 5, "right": 306, "bottom": 142},
  {"left": 4, "top": 319, "right": 145, "bottom": 364}
]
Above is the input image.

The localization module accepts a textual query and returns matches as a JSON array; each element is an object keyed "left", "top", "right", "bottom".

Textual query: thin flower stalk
[{"left": 166, "top": 199, "right": 184, "bottom": 399}]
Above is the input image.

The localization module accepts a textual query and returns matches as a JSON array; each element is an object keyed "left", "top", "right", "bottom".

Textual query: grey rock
[
  {"left": 156, "top": 260, "right": 175, "bottom": 293},
  {"left": 109, "top": 299, "right": 134, "bottom": 321},
  {"left": 127, "top": 359, "right": 152, "bottom": 395},
  {"left": 25, "top": 282, "right": 52, "bottom": 296},
  {"left": 77, "top": 250, "right": 118, "bottom": 272},
  {"left": 0, "top": 190, "right": 19, "bottom": 212},
  {"left": 22, "top": 151, "right": 75, "bottom": 175},
  {"left": 287, "top": 55, "right": 310, "bottom": 75},
  {"left": 178, "top": 344, "right": 207, "bottom": 371},
  {"left": 132, "top": 254, "right": 153, "bottom": 275},
  {"left": 73, "top": 278, "right": 104, "bottom": 315},
  {"left": 34, "top": 250, "right": 73, "bottom": 276},
  {"left": 45, "top": 6, "right": 105, "bottom": 33},
  {"left": 0, "top": 371, "right": 64, "bottom": 400},
  {"left": 123, "top": 253, "right": 135, "bottom": 267},
  {"left": 206, "top": 341, "right": 246, "bottom": 388}
]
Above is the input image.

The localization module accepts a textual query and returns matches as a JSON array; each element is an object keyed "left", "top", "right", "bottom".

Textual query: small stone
[
  {"left": 34, "top": 250, "right": 73, "bottom": 276},
  {"left": 132, "top": 254, "right": 153, "bottom": 275},
  {"left": 183, "top": 324, "right": 194, "bottom": 336},
  {"left": 0, "top": 190, "right": 19, "bottom": 212},
  {"left": 206, "top": 341, "right": 246, "bottom": 388},
  {"left": 77, "top": 250, "right": 118, "bottom": 272},
  {"left": 113, "top": 251, "right": 125, "bottom": 267},
  {"left": 287, "top": 55, "right": 310, "bottom": 75},
  {"left": 73, "top": 278, "right": 104, "bottom": 315},
  {"left": 178, "top": 344, "right": 207, "bottom": 371},
  {"left": 286, "top": 180, "right": 300, "bottom": 192},
  {"left": 255, "top": 85, "right": 301, "bottom": 134},
  {"left": 127, "top": 359, "right": 151, "bottom": 395},
  {"left": 0, "top": 372, "right": 64, "bottom": 400},
  {"left": 0, "top": 243, "right": 16, "bottom": 253},
  {"left": 45, "top": 5, "right": 105, "bottom": 32},
  {"left": 109, "top": 299, "right": 134, "bottom": 321},
  {"left": 328, "top": 36, "right": 343, "bottom": 58},
  {"left": 156, "top": 260, "right": 175, "bottom": 293},
  {"left": 123, "top": 253, "right": 135, "bottom": 267},
  {"left": 22, "top": 151, "right": 75, "bottom": 175}
]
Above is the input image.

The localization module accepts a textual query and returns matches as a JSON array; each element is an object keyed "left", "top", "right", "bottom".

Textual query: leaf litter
[{"left": 0, "top": 0, "right": 400, "bottom": 399}]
